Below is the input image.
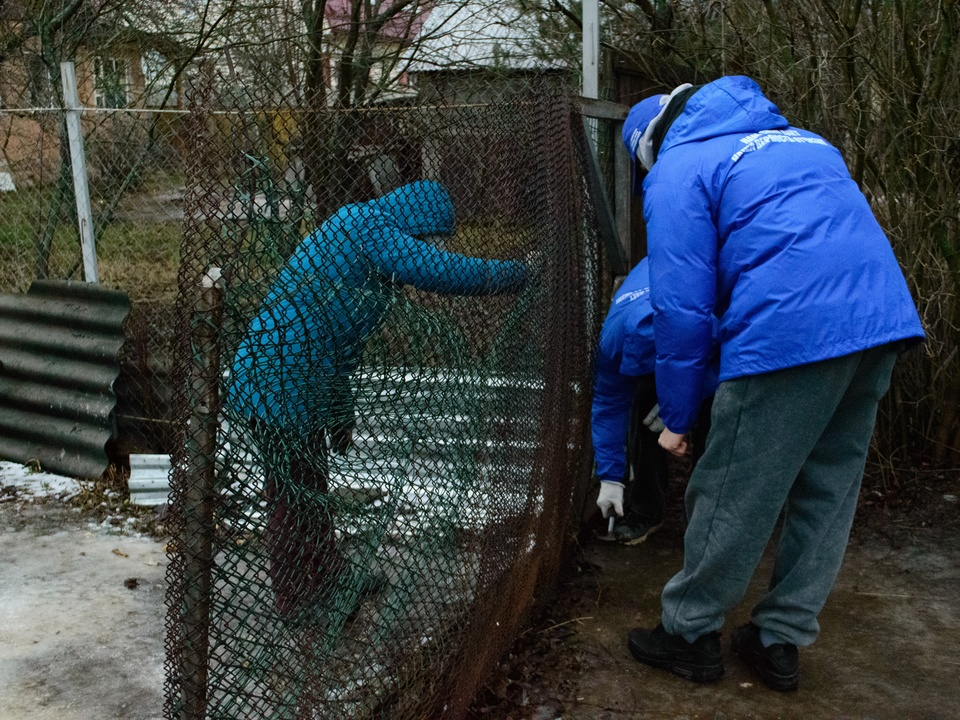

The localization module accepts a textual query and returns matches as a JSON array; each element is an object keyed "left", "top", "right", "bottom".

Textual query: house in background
[
  {"left": 0, "top": 1, "right": 183, "bottom": 189},
  {"left": 388, "top": 2, "right": 572, "bottom": 218},
  {"left": 322, "top": 0, "right": 431, "bottom": 106},
  {"left": 326, "top": 1, "right": 573, "bottom": 199},
  {"left": 405, "top": 0, "right": 570, "bottom": 103}
]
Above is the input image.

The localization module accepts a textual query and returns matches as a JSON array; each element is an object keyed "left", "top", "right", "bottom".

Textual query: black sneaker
[
  {"left": 627, "top": 623, "right": 724, "bottom": 683},
  {"left": 731, "top": 622, "right": 799, "bottom": 692},
  {"left": 611, "top": 518, "right": 663, "bottom": 545}
]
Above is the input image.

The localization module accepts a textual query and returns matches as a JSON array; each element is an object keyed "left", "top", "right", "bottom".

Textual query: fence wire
[
  {"left": 162, "top": 71, "right": 605, "bottom": 720},
  {"left": 0, "top": 100, "right": 187, "bottom": 456}
]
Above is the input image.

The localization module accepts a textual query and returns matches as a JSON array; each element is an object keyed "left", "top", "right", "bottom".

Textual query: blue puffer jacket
[
  {"left": 591, "top": 258, "right": 718, "bottom": 482},
  {"left": 228, "top": 180, "right": 527, "bottom": 430},
  {"left": 642, "top": 76, "right": 925, "bottom": 433}
]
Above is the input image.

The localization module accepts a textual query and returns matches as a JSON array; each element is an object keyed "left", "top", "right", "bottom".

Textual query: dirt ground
[
  {"left": 1, "top": 463, "right": 959, "bottom": 720},
  {"left": 468, "top": 468, "right": 960, "bottom": 720}
]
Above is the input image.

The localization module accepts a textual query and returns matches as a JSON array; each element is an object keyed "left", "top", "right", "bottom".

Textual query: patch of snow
[{"left": 0, "top": 461, "right": 82, "bottom": 498}]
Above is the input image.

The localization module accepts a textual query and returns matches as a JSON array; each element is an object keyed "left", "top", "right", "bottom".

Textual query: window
[{"left": 93, "top": 56, "right": 131, "bottom": 108}]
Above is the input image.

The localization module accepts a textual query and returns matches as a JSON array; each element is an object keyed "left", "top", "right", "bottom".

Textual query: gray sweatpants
[{"left": 660, "top": 345, "right": 899, "bottom": 646}]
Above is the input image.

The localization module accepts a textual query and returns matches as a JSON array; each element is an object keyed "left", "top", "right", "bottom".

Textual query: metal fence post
[
  {"left": 580, "top": 99, "right": 630, "bottom": 275},
  {"left": 180, "top": 267, "right": 224, "bottom": 720},
  {"left": 59, "top": 61, "right": 99, "bottom": 284}
]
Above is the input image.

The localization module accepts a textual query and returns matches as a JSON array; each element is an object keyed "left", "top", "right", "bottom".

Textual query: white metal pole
[
  {"left": 582, "top": 0, "right": 601, "bottom": 337},
  {"left": 60, "top": 61, "right": 99, "bottom": 284},
  {"left": 582, "top": 0, "right": 599, "bottom": 100},
  {"left": 582, "top": 0, "right": 600, "bottom": 152}
]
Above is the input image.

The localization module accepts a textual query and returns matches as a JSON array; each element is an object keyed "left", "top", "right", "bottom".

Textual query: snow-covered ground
[
  {"left": 0, "top": 460, "right": 82, "bottom": 499},
  {"left": 0, "top": 461, "right": 167, "bottom": 720}
]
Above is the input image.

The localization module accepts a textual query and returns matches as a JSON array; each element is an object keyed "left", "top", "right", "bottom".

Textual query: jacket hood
[
  {"left": 369, "top": 180, "right": 456, "bottom": 236},
  {"left": 660, "top": 76, "right": 789, "bottom": 154}
]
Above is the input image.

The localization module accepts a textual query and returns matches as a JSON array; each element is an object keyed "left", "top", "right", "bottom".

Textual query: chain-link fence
[
  {"left": 0, "top": 90, "right": 188, "bottom": 456},
  {"left": 161, "top": 68, "right": 605, "bottom": 719}
]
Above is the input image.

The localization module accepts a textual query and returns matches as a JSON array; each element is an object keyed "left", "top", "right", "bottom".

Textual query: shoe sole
[
  {"left": 618, "top": 522, "right": 663, "bottom": 546},
  {"left": 628, "top": 635, "right": 724, "bottom": 683},
  {"left": 732, "top": 638, "right": 798, "bottom": 692}
]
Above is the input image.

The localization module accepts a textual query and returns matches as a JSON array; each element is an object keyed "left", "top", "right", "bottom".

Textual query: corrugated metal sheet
[
  {"left": 128, "top": 453, "right": 172, "bottom": 506},
  {"left": 0, "top": 280, "right": 130, "bottom": 479}
]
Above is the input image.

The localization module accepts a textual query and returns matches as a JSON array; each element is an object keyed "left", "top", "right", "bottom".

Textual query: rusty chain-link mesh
[
  {"left": 0, "top": 94, "right": 187, "bottom": 456},
  {"left": 162, "top": 71, "right": 606, "bottom": 720}
]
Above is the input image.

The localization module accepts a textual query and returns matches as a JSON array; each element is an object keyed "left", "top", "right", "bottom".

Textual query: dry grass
[
  {"left": 70, "top": 463, "right": 171, "bottom": 540},
  {"left": 0, "top": 183, "right": 182, "bottom": 302}
]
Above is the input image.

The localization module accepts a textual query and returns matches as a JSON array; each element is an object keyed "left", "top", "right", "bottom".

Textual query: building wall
[{"left": 0, "top": 43, "right": 153, "bottom": 188}]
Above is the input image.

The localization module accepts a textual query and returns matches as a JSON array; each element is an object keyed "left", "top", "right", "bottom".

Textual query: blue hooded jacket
[
  {"left": 641, "top": 76, "right": 925, "bottom": 433},
  {"left": 591, "top": 258, "right": 718, "bottom": 482},
  {"left": 227, "top": 180, "right": 527, "bottom": 430}
]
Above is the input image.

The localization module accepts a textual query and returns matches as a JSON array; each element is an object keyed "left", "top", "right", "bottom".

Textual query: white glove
[
  {"left": 596, "top": 481, "right": 624, "bottom": 518},
  {"left": 642, "top": 403, "right": 665, "bottom": 433}
]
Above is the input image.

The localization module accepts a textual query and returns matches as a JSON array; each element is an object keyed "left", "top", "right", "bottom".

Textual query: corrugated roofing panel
[
  {"left": 128, "top": 453, "right": 173, "bottom": 505},
  {"left": 0, "top": 280, "right": 130, "bottom": 479}
]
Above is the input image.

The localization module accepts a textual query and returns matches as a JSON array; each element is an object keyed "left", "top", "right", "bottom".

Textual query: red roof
[{"left": 325, "top": 0, "right": 432, "bottom": 42}]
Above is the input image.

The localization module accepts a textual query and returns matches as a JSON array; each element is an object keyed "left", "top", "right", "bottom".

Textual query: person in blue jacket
[
  {"left": 592, "top": 257, "right": 717, "bottom": 545},
  {"left": 619, "top": 76, "right": 924, "bottom": 689},
  {"left": 227, "top": 180, "right": 527, "bottom": 618}
]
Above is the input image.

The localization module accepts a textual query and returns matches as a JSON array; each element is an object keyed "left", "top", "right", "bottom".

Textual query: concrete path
[{"left": 0, "top": 484, "right": 166, "bottom": 720}]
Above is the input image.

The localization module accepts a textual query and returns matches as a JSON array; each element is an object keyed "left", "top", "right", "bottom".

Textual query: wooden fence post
[{"left": 180, "top": 267, "right": 224, "bottom": 720}]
